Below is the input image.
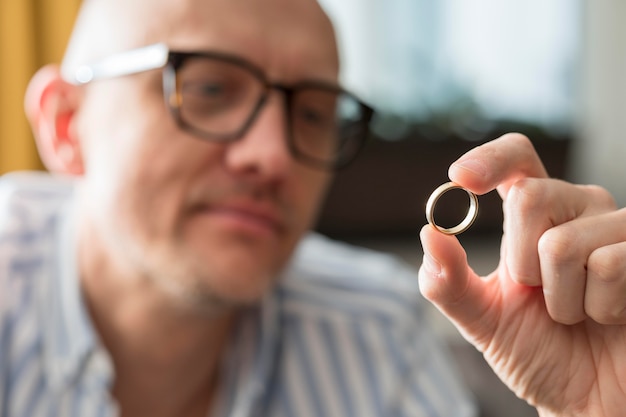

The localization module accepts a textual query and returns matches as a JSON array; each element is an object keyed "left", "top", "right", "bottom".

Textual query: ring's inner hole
[{"left": 433, "top": 188, "right": 471, "bottom": 229}]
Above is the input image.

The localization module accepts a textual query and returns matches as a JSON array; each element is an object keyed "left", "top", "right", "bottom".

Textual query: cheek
[
  {"left": 109, "top": 157, "right": 196, "bottom": 243},
  {"left": 79, "top": 132, "right": 190, "bottom": 245}
]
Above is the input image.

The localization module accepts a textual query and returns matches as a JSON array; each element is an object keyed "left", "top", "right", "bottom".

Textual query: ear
[{"left": 24, "top": 65, "right": 85, "bottom": 175}]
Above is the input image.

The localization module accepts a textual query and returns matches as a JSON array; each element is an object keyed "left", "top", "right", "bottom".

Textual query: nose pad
[{"left": 224, "top": 93, "right": 293, "bottom": 178}]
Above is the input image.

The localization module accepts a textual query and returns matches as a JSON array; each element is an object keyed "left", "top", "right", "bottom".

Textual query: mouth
[{"left": 190, "top": 201, "right": 285, "bottom": 239}]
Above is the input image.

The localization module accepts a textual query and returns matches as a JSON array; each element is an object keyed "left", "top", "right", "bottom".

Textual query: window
[{"left": 319, "top": 0, "right": 582, "bottom": 140}]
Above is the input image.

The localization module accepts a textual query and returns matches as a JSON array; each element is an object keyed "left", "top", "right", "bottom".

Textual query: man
[
  {"left": 1, "top": 2, "right": 624, "bottom": 417},
  {"left": 0, "top": 0, "right": 475, "bottom": 416}
]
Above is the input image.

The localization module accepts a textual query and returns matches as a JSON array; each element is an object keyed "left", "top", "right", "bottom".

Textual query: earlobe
[{"left": 24, "top": 65, "right": 85, "bottom": 175}]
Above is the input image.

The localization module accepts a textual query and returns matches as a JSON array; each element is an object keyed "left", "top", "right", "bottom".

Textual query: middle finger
[{"left": 504, "top": 179, "right": 615, "bottom": 287}]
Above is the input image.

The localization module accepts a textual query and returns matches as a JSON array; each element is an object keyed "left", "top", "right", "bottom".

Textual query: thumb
[{"left": 418, "top": 225, "right": 499, "bottom": 345}]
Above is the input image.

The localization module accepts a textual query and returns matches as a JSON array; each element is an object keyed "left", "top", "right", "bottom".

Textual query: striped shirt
[{"left": 0, "top": 172, "right": 477, "bottom": 417}]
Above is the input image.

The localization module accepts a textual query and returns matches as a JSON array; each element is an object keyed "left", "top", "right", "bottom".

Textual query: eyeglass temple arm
[{"left": 63, "top": 43, "right": 169, "bottom": 85}]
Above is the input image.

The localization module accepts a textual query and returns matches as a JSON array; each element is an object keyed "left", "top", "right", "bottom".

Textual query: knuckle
[
  {"left": 579, "top": 184, "right": 617, "bottom": 211},
  {"left": 505, "top": 178, "right": 547, "bottom": 214},
  {"left": 585, "top": 247, "right": 626, "bottom": 324},
  {"left": 588, "top": 247, "right": 624, "bottom": 285},
  {"left": 503, "top": 133, "right": 538, "bottom": 159},
  {"left": 538, "top": 228, "right": 580, "bottom": 265},
  {"left": 501, "top": 132, "right": 533, "bottom": 149}
]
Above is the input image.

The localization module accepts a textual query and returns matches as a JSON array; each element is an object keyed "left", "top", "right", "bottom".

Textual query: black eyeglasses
[{"left": 64, "top": 43, "right": 374, "bottom": 170}]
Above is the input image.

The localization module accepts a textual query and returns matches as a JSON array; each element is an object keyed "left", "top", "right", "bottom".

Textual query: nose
[{"left": 224, "top": 93, "right": 293, "bottom": 182}]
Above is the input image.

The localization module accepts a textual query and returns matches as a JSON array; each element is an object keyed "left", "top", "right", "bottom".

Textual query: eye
[
  {"left": 298, "top": 106, "right": 326, "bottom": 124},
  {"left": 295, "top": 104, "right": 335, "bottom": 128},
  {"left": 181, "top": 77, "right": 250, "bottom": 116},
  {"left": 195, "top": 83, "right": 224, "bottom": 96},
  {"left": 183, "top": 80, "right": 229, "bottom": 99}
]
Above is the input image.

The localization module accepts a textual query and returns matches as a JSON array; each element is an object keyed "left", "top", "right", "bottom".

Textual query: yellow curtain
[{"left": 0, "top": 0, "right": 80, "bottom": 174}]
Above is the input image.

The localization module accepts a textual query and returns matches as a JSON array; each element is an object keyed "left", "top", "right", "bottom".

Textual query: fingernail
[
  {"left": 423, "top": 253, "right": 442, "bottom": 277},
  {"left": 454, "top": 158, "right": 487, "bottom": 177}
]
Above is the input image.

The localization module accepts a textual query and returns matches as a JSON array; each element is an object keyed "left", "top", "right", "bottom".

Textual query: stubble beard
[{"left": 127, "top": 235, "right": 280, "bottom": 316}]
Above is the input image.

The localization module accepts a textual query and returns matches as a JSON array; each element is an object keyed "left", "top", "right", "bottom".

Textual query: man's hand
[{"left": 419, "top": 133, "right": 626, "bottom": 417}]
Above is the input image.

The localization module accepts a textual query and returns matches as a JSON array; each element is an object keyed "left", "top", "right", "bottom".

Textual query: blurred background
[
  {"left": 0, "top": 0, "right": 80, "bottom": 174},
  {"left": 2, "top": 1, "right": 626, "bottom": 416},
  {"left": 314, "top": 0, "right": 626, "bottom": 240}
]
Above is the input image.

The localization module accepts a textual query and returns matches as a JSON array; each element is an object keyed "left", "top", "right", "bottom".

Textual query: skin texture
[
  {"left": 25, "top": 0, "right": 338, "bottom": 415},
  {"left": 419, "top": 133, "right": 626, "bottom": 417}
]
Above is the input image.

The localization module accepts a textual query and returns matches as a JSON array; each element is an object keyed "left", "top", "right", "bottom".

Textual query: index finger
[{"left": 448, "top": 133, "right": 549, "bottom": 197}]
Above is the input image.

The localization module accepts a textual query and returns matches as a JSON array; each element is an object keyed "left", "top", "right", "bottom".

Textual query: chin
[
  {"left": 206, "top": 267, "right": 278, "bottom": 305},
  {"left": 150, "top": 254, "right": 279, "bottom": 311},
  {"left": 190, "top": 241, "right": 288, "bottom": 299},
  {"left": 144, "top": 232, "right": 291, "bottom": 310}
]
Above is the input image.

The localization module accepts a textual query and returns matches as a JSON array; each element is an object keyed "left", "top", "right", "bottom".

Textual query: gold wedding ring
[{"left": 426, "top": 182, "right": 479, "bottom": 235}]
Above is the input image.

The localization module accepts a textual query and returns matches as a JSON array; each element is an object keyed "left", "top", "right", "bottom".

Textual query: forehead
[{"left": 145, "top": 0, "right": 339, "bottom": 81}]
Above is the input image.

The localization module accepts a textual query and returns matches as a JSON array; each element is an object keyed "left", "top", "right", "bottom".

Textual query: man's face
[{"left": 73, "top": 0, "right": 339, "bottom": 306}]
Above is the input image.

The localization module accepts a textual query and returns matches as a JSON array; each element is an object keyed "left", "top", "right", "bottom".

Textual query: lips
[{"left": 189, "top": 200, "right": 286, "bottom": 238}]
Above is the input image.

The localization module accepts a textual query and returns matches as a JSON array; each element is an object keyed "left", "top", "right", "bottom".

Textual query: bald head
[{"left": 62, "top": 0, "right": 339, "bottom": 82}]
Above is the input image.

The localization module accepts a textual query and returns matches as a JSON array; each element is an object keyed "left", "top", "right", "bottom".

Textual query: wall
[{"left": 574, "top": 1, "right": 626, "bottom": 206}]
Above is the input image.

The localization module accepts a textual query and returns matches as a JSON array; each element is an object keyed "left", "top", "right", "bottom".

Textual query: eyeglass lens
[{"left": 172, "top": 56, "right": 367, "bottom": 167}]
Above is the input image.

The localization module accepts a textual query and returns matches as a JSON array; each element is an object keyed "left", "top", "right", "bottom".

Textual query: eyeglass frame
[{"left": 63, "top": 43, "right": 374, "bottom": 170}]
